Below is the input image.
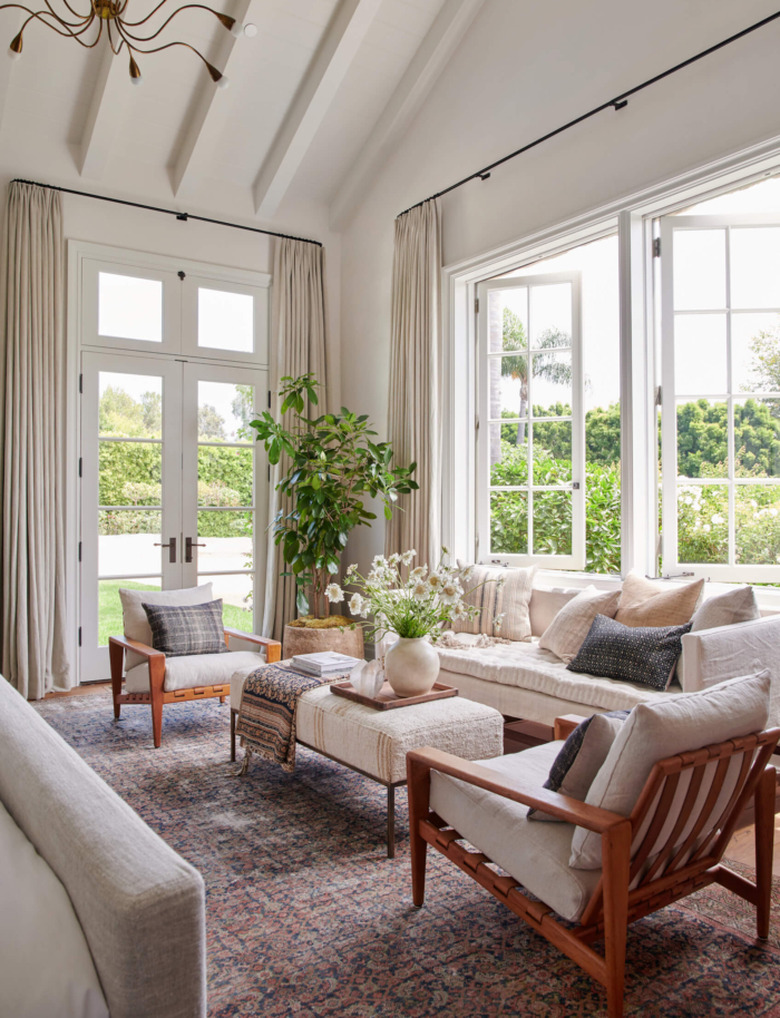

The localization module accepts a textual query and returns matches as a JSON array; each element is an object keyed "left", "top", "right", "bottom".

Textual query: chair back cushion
[
  {"left": 569, "top": 669, "right": 770, "bottom": 869},
  {"left": 119, "top": 583, "right": 214, "bottom": 669}
]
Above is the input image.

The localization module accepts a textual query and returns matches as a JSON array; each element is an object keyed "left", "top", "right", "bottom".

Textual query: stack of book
[{"left": 291, "top": 652, "right": 362, "bottom": 677}]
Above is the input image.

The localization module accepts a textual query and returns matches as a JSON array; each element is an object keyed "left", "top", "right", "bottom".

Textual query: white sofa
[
  {"left": 431, "top": 582, "right": 780, "bottom": 727},
  {"left": 0, "top": 677, "right": 207, "bottom": 1018}
]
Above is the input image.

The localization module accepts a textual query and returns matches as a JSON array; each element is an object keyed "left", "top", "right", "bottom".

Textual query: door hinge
[
  {"left": 267, "top": 465, "right": 270, "bottom": 482},
  {"left": 655, "top": 385, "right": 662, "bottom": 406},
  {"left": 474, "top": 296, "right": 480, "bottom": 314},
  {"left": 474, "top": 415, "right": 479, "bottom": 432},
  {"left": 78, "top": 457, "right": 83, "bottom": 478},
  {"left": 79, "top": 373, "right": 83, "bottom": 394},
  {"left": 178, "top": 270, "right": 186, "bottom": 280},
  {"left": 78, "top": 626, "right": 82, "bottom": 647},
  {"left": 78, "top": 541, "right": 82, "bottom": 563},
  {"left": 267, "top": 390, "right": 271, "bottom": 409},
  {"left": 653, "top": 237, "right": 661, "bottom": 257}
]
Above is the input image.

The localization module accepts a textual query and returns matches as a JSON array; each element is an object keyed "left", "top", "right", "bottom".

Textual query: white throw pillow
[
  {"left": 538, "top": 586, "right": 621, "bottom": 662},
  {"left": 452, "top": 563, "right": 535, "bottom": 641},
  {"left": 569, "top": 670, "right": 770, "bottom": 869},
  {"left": 690, "top": 586, "right": 760, "bottom": 632},
  {"left": 0, "top": 801, "right": 109, "bottom": 1018}
]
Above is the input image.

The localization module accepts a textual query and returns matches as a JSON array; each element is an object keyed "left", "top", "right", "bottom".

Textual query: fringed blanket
[{"left": 236, "top": 661, "right": 348, "bottom": 773}]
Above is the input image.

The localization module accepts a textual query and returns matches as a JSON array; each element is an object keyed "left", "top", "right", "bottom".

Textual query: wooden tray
[{"left": 330, "top": 680, "right": 458, "bottom": 710}]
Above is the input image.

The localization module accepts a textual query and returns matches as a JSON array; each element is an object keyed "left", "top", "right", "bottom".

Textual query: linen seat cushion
[
  {"left": 451, "top": 563, "right": 535, "bottom": 641},
  {"left": 0, "top": 801, "right": 109, "bottom": 1018},
  {"left": 614, "top": 571, "right": 703, "bottom": 628},
  {"left": 125, "top": 650, "right": 267, "bottom": 693},
  {"left": 429, "top": 743, "right": 601, "bottom": 922},
  {"left": 569, "top": 669, "right": 771, "bottom": 869}
]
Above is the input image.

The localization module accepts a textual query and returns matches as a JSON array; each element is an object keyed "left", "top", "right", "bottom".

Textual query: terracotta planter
[
  {"left": 282, "top": 623, "right": 364, "bottom": 662},
  {"left": 384, "top": 637, "right": 440, "bottom": 698}
]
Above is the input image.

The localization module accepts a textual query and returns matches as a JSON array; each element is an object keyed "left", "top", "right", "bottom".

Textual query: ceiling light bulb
[
  {"left": 229, "top": 20, "right": 241, "bottom": 37},
  {"left": 216, "top": 74, "right": 229, "bottom": 90},
  {"left": 243, "top": 23, "right": 257, "bottom": 38},
  {"left": 8, "top": 31, "right": 22, "bottom": 58}
]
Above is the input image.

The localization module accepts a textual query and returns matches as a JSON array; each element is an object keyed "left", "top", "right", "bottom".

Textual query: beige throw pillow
[
  {"left": 538, "top": 586, "right": 621, "bottom": 662},
  {"left": 452, "top": 563, "right": 535, "bottom": 641},
  {"left": 690, "top": 586, "right": 760, "bottom": 632},
  {"left": 568, "top": 670, "right": 770, "bottom": 869},
  {"left": 614, "top": 571, "right": 703, "bottom": 628}
]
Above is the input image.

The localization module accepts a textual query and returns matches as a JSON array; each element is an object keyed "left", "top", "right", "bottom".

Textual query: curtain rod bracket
[
  {"left": 478, "top": 172, "right": 491, "bottom": 181},
  {"left": 176, "top": 213, "right": 189, "bottom": 221},
  {"left": 612, "top": 99, "right": 629, "bottom": 111}
]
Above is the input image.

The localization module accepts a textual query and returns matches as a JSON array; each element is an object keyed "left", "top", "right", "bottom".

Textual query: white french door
[{"left": 73, "top": 241, "right": 271, "bottom": 681}]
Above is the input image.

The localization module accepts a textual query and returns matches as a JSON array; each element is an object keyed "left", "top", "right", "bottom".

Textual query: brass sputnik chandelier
[{"left": 1, "top": 0, "right": 256, "bottom": 85}]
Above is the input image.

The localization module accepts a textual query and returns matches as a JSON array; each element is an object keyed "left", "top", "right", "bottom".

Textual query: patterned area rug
[{"left": 35, "top": 694, "right": 780, "bottom": 1018}]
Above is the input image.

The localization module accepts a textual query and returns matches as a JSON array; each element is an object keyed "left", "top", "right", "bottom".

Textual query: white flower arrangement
[{"left": 325, "top": 548, "right": 493, "bottom": 641}]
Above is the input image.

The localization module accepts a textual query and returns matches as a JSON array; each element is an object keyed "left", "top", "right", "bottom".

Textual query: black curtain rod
[
  {"left": 398, "top": 9, "right": 780, "bottom": 218},
  {"left": 10, "top": 178, "right": 323, "bottom": 247}
]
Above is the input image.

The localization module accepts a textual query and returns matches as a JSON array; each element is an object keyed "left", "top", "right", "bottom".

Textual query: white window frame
[{"left": 441, "top": 131, "right": 780, "bottom": 608}]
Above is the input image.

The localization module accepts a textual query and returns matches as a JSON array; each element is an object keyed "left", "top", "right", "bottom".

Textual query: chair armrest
[
  {"left": 108, "top": 634, "right": 165, "bottom": 662},
  {"left": 406, "top": 746, "right": 627, "bottom": 834},
  {"left": 554, "top": 714, "right": 588, "bottom": 740},
  {"left": 223, "top": 628, "right": 282, "bottom": 663}
]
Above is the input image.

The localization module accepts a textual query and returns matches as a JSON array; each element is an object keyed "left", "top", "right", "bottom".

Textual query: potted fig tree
[{"left": 250, "top": 373, "right": 418, "bottom": 657}]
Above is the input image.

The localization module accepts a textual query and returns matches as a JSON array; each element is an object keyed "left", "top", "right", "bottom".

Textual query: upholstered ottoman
[{"left": 229, "top": 670, "right": 503, "bottom": 856}]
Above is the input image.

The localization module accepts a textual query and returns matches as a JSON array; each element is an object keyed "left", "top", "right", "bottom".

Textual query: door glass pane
[
  {"left": 731, "top": 313, "right": 780, "bottom": 392},
  {"left": 490, "top": 491, "right": 527, "bottom": 554},
  {"left": 99, "top": 443, "right": 161, "bottom": 505},
  {"left": 529, "top": 283, "right": 572, "bottom": 343},
  {"left": 487, "top": 287, "right": 527, "bottom": 353},
  {"left": 735, "top": 484, "right": 780, "bottom": 564},
  {"left": 674, "top": 315, "right": 727, "bottom": 395},
  {"left": 730, "top": 227, "right": 780, "bottom": 309},
  {"left": 734, "top": 399, "right": 780, "bottom": 477},
  {"left": 98, "top": 511, "right": 162, "bottom": 576},
  {"left": 676, "top": 400, "right": 728, "bottom": 478},
  {"left": 488, "top": 357, "right": 530, "bottom": 419},
  {"left": 198, "top": 288, "right": 254, "bottom": 353},
  {"left": 98, "top": 273, "right": 163, "bottom": 342},
  {"left": 533, "top": 491, "right": 572, "bottom": 554},
  {"left": 677, "top": 485, "right": 728, "bottom": 564},
  {"left": 98, "top": 577, "right": 160, "bottom": 647},
  {"left": 532, "top": 421, "right": 572, "bottom": 483},
  {"left": 202, "top": 573, "right": 254, "bottom": 631},
  {"left": 198, "top": 381, "right": 255, "bottom": 443},
  {"left": 672, "top": 230, "right": 726, "bottom": 310},
  {"left": 530, "top": 350, "right": 572, "bottom": 408},
  {"left": 99, "top": 373, "right": 162, "bottom": 438}
]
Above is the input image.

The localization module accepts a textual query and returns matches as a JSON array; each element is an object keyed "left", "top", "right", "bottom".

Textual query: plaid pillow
[{"left": 142, "top": 599, "right": 228, "bottom": 657}]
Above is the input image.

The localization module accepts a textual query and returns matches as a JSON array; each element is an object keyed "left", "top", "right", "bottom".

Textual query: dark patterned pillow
[
  {"left": 566, "top": 614, "right": 692, "bottom": 690},
  {"left": 528, "top": 710, "right": 629, "bottom": 821},
  {"left": 142, "top": 599, "right": 228, "bottom": 657}
]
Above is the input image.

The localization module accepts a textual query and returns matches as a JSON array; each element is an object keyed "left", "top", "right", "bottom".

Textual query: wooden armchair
[
  {"left": 109, "top": 628, "right": 281, "bottom": 748},
  {"left": 407, "top": 705, "right": 779, "bottom": 1018}
]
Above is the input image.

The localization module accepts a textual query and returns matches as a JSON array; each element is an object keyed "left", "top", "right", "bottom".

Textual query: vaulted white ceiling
[{"left": 0, "top": 0, "right": 484, "bottom": 230}]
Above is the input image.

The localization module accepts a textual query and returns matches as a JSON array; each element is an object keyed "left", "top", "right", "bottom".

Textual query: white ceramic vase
[{"left": 384, "top": 636, "right": 440, "bottom": 698}]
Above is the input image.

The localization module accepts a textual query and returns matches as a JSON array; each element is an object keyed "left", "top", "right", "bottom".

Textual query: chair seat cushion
[
  {"left": 429, "top": 743, "right": 601, "bottom": 923},
  {"left": 125, "top": 650, "right": 267, "bottom": 693}
]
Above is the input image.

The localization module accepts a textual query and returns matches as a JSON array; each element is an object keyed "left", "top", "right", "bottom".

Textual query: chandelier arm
[
  {"left": 115, "top": 0, "right": 172, "bottom": 28},
  {"left": 12, "top": 8, "right": 101, "bottom": 44},
  {"left": 106, "top": 18, "right": 124, "bottom": 54},
  {"left": 116, "top": 35, "right": 222, "bottom": 80},
  {"left": 120, "top": 3, "right": 232, "bottom": 35},
  {"left": 44, "top": 0, "right": 92, "bottom": 25}
]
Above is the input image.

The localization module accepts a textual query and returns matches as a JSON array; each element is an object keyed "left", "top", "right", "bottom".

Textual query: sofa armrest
[{"left": 680, "top": 614, "right": 780, "bottom": 724}]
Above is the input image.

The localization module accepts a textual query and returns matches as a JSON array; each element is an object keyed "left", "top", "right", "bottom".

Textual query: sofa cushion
[
  {"left": 452, "top": 564, "right": 535, "bottom": 641},
  {"left": 538, "top": 586, "right": 621, "bottom": 662},
  {"left": 569, "top": 670, "right": 771, "bottom": 869},
  {"left": 690, "top": 586, "right": 760, "bottom": 632},
  {"left": 430, "top": 744, "right": 602, "bottom": 922},
  {"left": 125, "top": 649, "right": 267, "bottom": 693},
  {"left": 528, "top": 710, "right": 629, "bottom": 821},
  {"left": 567, "top": 615, "right": 692, "bottom": 691},
  {"left": 0, "top": 800, "right": 109, "bottom": 1018},
  {"left": 143, "top": 599, "right": 228, "bottom": 657},
  {"left": 614, "top": 571, "right": 703, "bottom": 627}
]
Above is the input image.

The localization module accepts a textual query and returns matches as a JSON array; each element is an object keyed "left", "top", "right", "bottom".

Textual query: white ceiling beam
[
  {"left": 78, "top": 46, "right": 132, "bottom": 180},
  {"left": 252, "top": 0, "right": 383, "bottom": 219},
  {"left": 171, "top": 0, "right": 257, "bottom": 197},
  {"left": 329, "top": 0, "right": 486, "bottom": 231},
  {"left": 0, "top": 13, "right": 21, "bottom": 132}
]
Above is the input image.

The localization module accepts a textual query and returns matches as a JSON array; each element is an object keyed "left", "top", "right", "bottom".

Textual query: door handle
[
  {"left": 154, "top": 537, "right": 177, "bottom": 563},
  {"left": 185, "top": 536, "right": 206, "bottom": 563}
]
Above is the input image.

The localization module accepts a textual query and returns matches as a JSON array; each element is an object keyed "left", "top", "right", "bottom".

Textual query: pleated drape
[
  {"left": 1, "top": 181, "right": 71, "bottom": 697},
  {"left": 262, "top": 238, "right": 329, "bottom": 643},
  {"left": 385, "top": 199, "right": 442, "bottom": 568}
]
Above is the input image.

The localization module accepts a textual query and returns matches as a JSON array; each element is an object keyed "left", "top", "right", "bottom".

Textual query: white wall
[{"left": 339, "top": 0, "right": 780, "bottom": 569}]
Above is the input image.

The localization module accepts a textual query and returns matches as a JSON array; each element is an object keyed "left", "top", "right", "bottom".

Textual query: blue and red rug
[{"left": 35, "top": 694, "right": 780, "bottom": 1018}]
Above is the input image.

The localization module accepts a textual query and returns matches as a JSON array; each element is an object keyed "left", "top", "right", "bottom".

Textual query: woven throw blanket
[{"left": 236, "top": 661, "right": 347, "bottom": 774}]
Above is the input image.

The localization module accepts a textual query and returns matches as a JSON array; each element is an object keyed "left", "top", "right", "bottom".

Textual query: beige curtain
[
  {"left": 1, "top": 182, "right": 71, "bottom": 697},
  {"left": 385, "top": 199, "right": 442, "bottom": 568},
  {"left": 262, "top": 238, "right": 329, "bottom": 643}
]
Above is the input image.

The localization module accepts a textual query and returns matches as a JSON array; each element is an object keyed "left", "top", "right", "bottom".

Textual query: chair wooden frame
[
  {"left": 407, "top": 718, "right": 780, "bottom": 1018},
  {"left": 109, "top": 627, "right": 281, "bottom": 748}
]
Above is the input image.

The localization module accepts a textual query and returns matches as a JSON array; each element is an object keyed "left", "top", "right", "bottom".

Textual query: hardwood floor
[{"left": 39, "top": 686, "right": 780, "bottom": 876}]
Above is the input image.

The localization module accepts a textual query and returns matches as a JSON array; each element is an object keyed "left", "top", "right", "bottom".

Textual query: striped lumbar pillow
[{"left": 452, "top": 563, "right": 535, "bottom": 641}]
